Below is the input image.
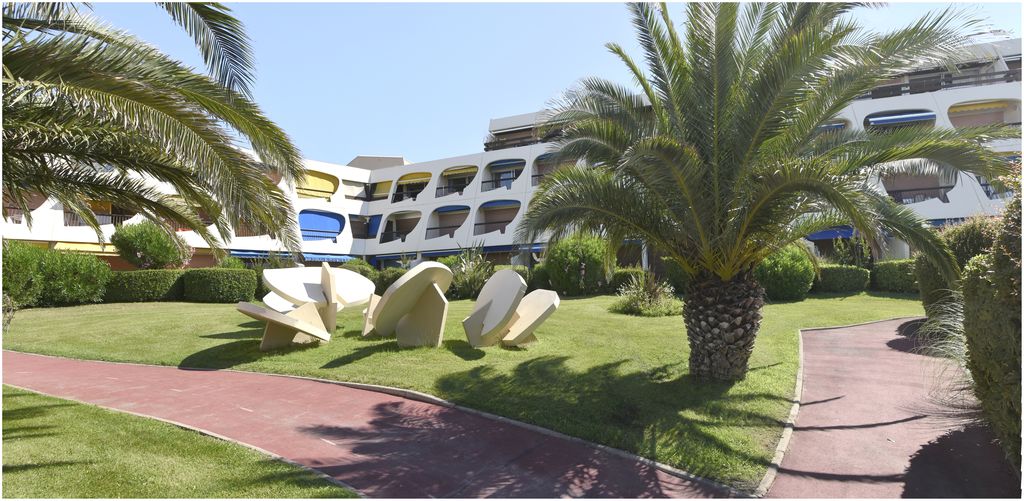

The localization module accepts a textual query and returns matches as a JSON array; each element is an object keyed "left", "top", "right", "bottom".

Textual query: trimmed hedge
[
  {"left": 109, "top": 220, "right": 190, "bottom": 269},
  {"left": 182, "top": 268, "right": 256, "bottom": 303},
  {"left": 610, "top": 267, "right": 646, "bottom": 293},
  {"left": 528, "top": 263, "right": 550, "bottom": 291},
  {"left": 812, "top": 264, "right": 869, "bottom": 293},
  {"left": 2, "top": 240, "right": 47, "bottom": 307},
  {"left": 545, "top": 236, "right": 610, "bottom": 296},
  {"left": 104, "top": 270, "right": 185, "bottom": 303},
  {"left": 917, "top": 217, "right": 998, "bottom": 314},
  {"left": 373, "top": 267, "right": 405, "bottom": 295},
  {"left": 871, "top": 259, "right": 918, "bottom": 293},
  {"left": 38, "top": 250, "right": 112, "bottom": 306},
  {"left": 754, "top": 245, "right": 814, "bottom": 301},
  {"left": 963, "top": 191, "right": 1021, "bottom": 469}
]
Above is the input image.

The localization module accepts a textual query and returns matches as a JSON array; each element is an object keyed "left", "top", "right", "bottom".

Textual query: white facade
[{"left": 4, "top": 38, "right": 1021, "bottom": 267}]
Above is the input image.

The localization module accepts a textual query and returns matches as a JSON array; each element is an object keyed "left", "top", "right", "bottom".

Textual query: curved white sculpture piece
[
  {"left": 331, "top": 268, "right": 376, "bottom": 307},
  {"left": 236, "top": 302, "right": 331, "bottom": 351},
  {"left": 362, "top": 262, "right": 453, "bottom": 348},
  {"left": 262, "top": 291, "right": 297, "bottom": 313},
  {"left": 501, "top": 289, "right": 560, "bottom": 347},
  {"left": 462, "top": 269, "right": 527, "bottom": 347}
]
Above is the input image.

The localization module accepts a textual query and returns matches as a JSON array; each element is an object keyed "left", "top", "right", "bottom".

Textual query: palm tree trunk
[{"left": 683, "top": 272, "right": 765, "bottom": 381}]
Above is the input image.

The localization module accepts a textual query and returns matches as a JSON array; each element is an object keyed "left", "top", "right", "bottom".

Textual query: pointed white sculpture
[
  {"left": 362, "top": 262, "right": 453, "bottom": 347},
  {"left": 462, "top": 269, "right": 527, "bottom": 347},
  {"left": 236, "top": 301, "right": 331, "bottom": 351},
  {"left": 500, "top": 289, "right": 560, "bottom": 347}
]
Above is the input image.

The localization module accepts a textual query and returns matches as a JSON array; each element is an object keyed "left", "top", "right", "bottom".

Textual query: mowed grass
[
  {"left": 4, "top": 293, "right": 922, "bottom": 489},
  {"left": 1, "top": 386, "right": 356, "bottom": 498}
]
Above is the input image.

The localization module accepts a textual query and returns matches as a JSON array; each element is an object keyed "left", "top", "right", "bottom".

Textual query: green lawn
[
  {"left": 2, "top": 386, "right": 356, "bottom": 498},
  {"left": 4, "top": 293, "right": 922, "bottom": 490}
]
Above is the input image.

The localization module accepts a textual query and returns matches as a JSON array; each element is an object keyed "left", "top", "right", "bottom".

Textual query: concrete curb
[
  {"left": 2, "top": 382, "right": 367, "bottom": 498},
  {"left": 750, "top": 316, "right": 924, "bottom": 498}
]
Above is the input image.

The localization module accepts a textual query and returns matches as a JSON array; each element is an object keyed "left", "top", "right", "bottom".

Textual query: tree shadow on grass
[
  {"left": 429, "top": 355, "right": 790, "bottom": 486},
  {"left": 3, "top": 461, "right": 91, "bottom": 474},
  {"left": 320, "top": 340, "right": 401, "bottom": 369}
]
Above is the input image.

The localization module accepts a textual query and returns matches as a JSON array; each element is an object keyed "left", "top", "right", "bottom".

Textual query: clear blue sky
[{"left": 90, "top": 2, "right": 1022, "bottom": 166}]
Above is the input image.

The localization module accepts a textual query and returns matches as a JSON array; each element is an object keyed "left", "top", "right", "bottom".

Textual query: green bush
[
  {"left": 373, "top": 267, "right": 405, "bottom": 295},
  {"left": 754, "top": 245, "right": 814, "bottom": 301},
  {"left": 182, "top": 268, "right": 256, "bottom": 303},
  {"left": 436, "top": 255, "right": 460, "bottom": 269},
  {"left": 871, "top": 259, "right": 918, "bottom": 293},
  {"left": 341, "top": 258, "right": 377, "bottom": 280},
  {"left": 109, "top": 221, "right": 190, "bottom": 269},
  {"left": 528, "top": 263, "right": 550, "bottom": 291},
  {"left": 658, "top": 257, "right": 690, "bottom": 294},
  {"left": 494, "top": 264, "right": 530, "bottom": 285},
  {"left": 2, "top": 240, "right": 46, "bottom": 307},
  {"left": 545, "top": 236, "right": 609, "bottom": 296},
  {"left": 217, "top": 256, "right": 246, "bottom": 269},
  {"left": 104, "top": 270, "right": 185, "bottom": 303},
  {"left": 448, "top": 247, "right": 494, "bottom": 300},
  {"left": 610, "top": 267, "right": 646, "bottom": 293},
  {"left": 610, "top": 273, "right": 680, "bottom": 317},
  {"left": 252, "top": 252, "right": 296, "bottom": 298},
  {"left": 812, "top": 264, "right": 869, "bottom": 293},
  {"left": 829, "top": 236, "right": 872, "bottom": 268},
  {"left": 38, "top": 251, "right": 112, "bottom": 306},
  {"left": 918, "top": 217, "right": 999, "bottom": 314},
  {"left": 963, "top": 190, "right": 1021, "bottom": 469}
]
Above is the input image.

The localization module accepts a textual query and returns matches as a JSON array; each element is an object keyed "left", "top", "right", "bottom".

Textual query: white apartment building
[{"left": 3, "top": 37, "right": 1020, "bottom": 270}]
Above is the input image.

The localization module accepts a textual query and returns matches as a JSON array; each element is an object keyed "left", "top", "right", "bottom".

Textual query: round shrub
[
  {"left": 610, "top": 267, "right": 646, "bottom": 294},
  {"left": 2, "top": 240, "right": 46, "bottom": 307},
  {"left": 871, "top": 259, "right": 918, "bottom": 293},
  {"left": 545, "top": 236, "right": 609, "bottom": 296},
  {"left": 373, "top": 267, "right": 405, "bottom": 295},
  {"left": 812, "top": 264, "right": 868, "bottom": 293},
  {"left": 182, "top": 268, "right": 256, "bottom": 303},
  {"left": 528, "top": 263, "right": 550, "bottom": 291},
  {"left": 38, "top": 251, "right": 112, "bottom": 306},
  {"left": 109, "top": 220, "right": 191, "bottom": 269},
  {"left": 104, "top": 270, "right": 185, "bottom": 303},
  {"left": 754, "top": 245, "right": 814, "bottom": 301}
]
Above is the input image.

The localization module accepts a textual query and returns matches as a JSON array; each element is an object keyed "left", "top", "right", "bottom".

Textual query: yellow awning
[
  {"left": 87, "top": 200, "right": 111, "bottom": 213},
  {"left": 949, "top": 101, "right": 1010, "bottom": 114},
  {"left": 372, "top": 181, "right": 393, "bottom": 195},
  {"left": 53, "top": 242, "right": 119, "bottom": 256},
  {"left": 442, "top": 166, "right": 478, "bottom": 176},
  {"left": 296, "top": 171, "right": 339, "bottom": 199},
  {"left": 396, "top": 172, "right": 431, "bottom": 185}
]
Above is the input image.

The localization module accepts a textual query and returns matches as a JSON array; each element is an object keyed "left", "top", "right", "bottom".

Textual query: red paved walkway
[
  {"left": 768, "top": 318, "right": 1020, "bottom": 498},
  {"left": 3, "top": 351, "right": 726, "bottom": 498}
]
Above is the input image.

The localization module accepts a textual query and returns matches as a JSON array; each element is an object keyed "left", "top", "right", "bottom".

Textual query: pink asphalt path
[
  {"left": 768, "top": 318, "right": 1020, "bottom": 498},
  {"left": 3, "top": 350, "right": 728, "bottom": 498}
]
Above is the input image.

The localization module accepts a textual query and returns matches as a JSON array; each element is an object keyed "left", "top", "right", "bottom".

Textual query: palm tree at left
[{"left": 2, "top": 2, "right": 305, "bottom": 251}]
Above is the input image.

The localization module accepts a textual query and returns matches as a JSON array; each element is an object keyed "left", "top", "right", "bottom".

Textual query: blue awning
[
  {"left": 480, "top": 199, "right": 520, "bottom": 210},
  {"left": 366, "top": 214, "right": 383, "bottom": 237},
  {"left": 867, "top": 112, "right": 936, "bottom": 126},
  {"left": 229, "top": 250, "right": 295, "bottom": 260},
  {"left": 435, "top": 205, "right": 470, "bottom": 214},
  {"left": 421, "top": 249, "right": 462, "bottom": 258},
  {"left": 482, "top": 243, "right": 545, "bottom": 254},
  {"left": 806, "top": 226, "right": 854, "bottom": 241},
  {"left": 818, "top": 122, "right": 846, "bottom": 130},
  {"left": 487, "top": 159, "right": 526, "bottom": 169},
  {"left": 302, "top": 253, "right": 353, "bottom": 263}
]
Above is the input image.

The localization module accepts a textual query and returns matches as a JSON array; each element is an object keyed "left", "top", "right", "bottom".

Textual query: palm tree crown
[
  {"left": 520, "top": 3, "right": 1015, "bottom": 379},
  {"left": 3, "top": 3, "right": 305, "bottom": 251}
]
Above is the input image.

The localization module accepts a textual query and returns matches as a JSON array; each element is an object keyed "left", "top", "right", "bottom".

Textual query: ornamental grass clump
[{"left": 611, "top": 273, "right": 681, "bottom": 317}]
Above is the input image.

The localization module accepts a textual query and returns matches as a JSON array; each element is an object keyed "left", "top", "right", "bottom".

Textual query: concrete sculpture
[
  {"left": 463, "top": 272, "right": 560, "bottom": 347},
  {"left": 237, "top": 262, "right": 374, "bottom": 351},
  {"left": 362, "top": 262, "right": 453, "bottom": 347}
]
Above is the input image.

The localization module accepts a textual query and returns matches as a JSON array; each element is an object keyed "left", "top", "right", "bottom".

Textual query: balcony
[
  {"left": 424, "top": 225, "right": 462, "bottom": 239},
  {"left": 887, "top": 186, "right": 955, "bottom": 204},
  {"left": 379, "top": 230, "right": 410, "bottom": 244},
  {"left": 531, "top": 174, "right": 546, "bottom": 186},
  {"left": 474, "top": 220, "right": 514, "bottom": 235},
  {"left": 300, "top": 228, "right": 340, "bottom": 242},
  {"left": 233, "top": 226, "right": 265, "bottom": 237},
  {"left": 481, "top": 178, "right": 518, "bottom": 191},
  {"left": 353, "top": 193, "right": 388, "bottom": 202},
  {"left": 4, "top": 206, "right": 24, "bottom": 224},
  {"left": 855, "top": 69, "right": 1021, "bottom": 101},
  {"left": 435, "top": 184, "right": 468, "bottom": 197},
  {"left": 64, "top": 212, "right": 133, "bottom": 227}
]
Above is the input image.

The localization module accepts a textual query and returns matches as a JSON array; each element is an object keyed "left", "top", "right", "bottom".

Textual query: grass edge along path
[
  {"left": 1, "top": 385, "right": 359, "bottom": 498},
  {"left": 3, "top": 293, "right": 924, "bottom": 490}
]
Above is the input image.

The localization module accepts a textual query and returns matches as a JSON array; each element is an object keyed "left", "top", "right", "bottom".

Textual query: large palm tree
[
  {"left": 2, "top": 2, "right": 305, "bottom": 251},
  {"left": 520, "top": 3, "right": 1015, "bottom": 380}
]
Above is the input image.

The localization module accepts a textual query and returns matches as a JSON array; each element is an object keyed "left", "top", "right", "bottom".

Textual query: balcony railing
[
  {"left": 4, "top": 206, "right": 24, "bottom": 224},
  {"left": 531, "top": 174, "right": 547, "bottom": 186},
  {"left": 887, "top": 186, "right": 955, "bottom": 204},
  {"left": 391, "top": 191, "right": 423, "bottom": 203},
  {"left": 379, "top": 230, "right": 410, "bottom": 243},
  {"left": 436, "top": 184, "right": 469, "bottom": 197},
  {"left": 484, "top": 136, "right": 541, "bottom": 152},
  {"left": 856, "top": 69, "right": 1021, "bottom": 100},
  {"left": 233, "top": 226, "right": 265, "bottom": 237},
  {"left": 353, "top": 193, "right": 388, "bottom": 202},
  {"left": 64, "top": 212, "right": 133, "bottom": 227},
  {"left": 424, "top": 225, "right": 462, "bottom": 239},
  {"left": 480, "top": 178, "right": 518, "bottom": 191},
  {"left": 474, "top": 220, "right": 513, "bottom": 235},
  {"left": 300, "top": 228, "right": 340, "bottom": 242}
]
